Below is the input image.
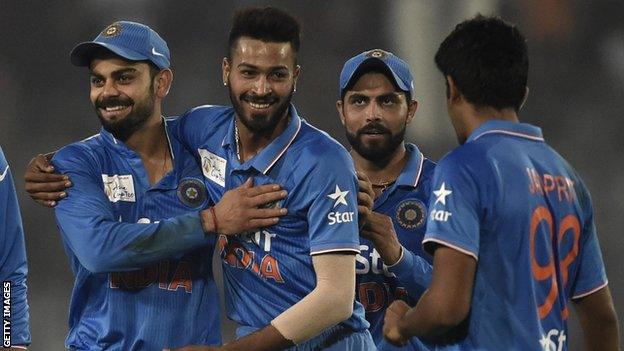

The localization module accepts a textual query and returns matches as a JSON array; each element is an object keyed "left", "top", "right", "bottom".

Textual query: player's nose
[
  {"left": 365, "top": 101, "right": 382, "bottom": 122},
  {"left": 101, "top": 80, "right": 121, "bottom": 97},
  {"left": 252, "top": 76, "right": 271, "bottom": 95}
]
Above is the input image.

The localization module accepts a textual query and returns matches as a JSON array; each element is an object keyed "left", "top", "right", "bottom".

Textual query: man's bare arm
[
  {"left": 384, "top": 245, "right": 476, "bottom": 345},
  {"left": 573, "top": 285, "right": 620, "bottom": 351}
]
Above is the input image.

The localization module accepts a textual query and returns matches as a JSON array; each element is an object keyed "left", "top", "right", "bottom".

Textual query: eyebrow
[
  {"left": 89, "top": 67, "right": 139, "bottom": 77},
  {"left": 237, "top": 63, "right": 289, "bottom": 71}
]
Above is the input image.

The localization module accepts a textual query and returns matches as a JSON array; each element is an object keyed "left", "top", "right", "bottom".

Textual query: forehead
[
  {"left": 348, "top": 72, "right": 400, "bottom": 95},
  {"left": 231, "top": 36, "right": 295, "bottom": 68},
  {"left": 89, "top": 57, "right": 150, "bottom": 75}
]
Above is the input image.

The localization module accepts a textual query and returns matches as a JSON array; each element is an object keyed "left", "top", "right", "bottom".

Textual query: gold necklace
[
  {"left": 371, "top": 179, "right": 396, "bottom": 193},
  {"left": 235, "top": 122, "right": 241, "bottom": 161}
]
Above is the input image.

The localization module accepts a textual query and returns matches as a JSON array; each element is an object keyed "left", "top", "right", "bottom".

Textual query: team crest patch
[
  {"left": 102, "top": 23, "right": 122, "bottom": 38},
  {"left": 366, "top": 49, "right": 388, "bottom": 59},
  {"left": 395, "top": 199, "right": 426, "bottom": 229},
  {"left": 102, "top": 174, "right": 135, "bottom": 203},
  {"left": 177, "top": 178, "right": 207, "bottom": 208},
  {"left": 198, "top": 148, "right": 226, "bottom": 187}
]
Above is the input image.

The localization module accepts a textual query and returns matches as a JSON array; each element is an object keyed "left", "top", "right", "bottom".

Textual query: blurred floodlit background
[{"left": 0, "top": 1, "right": 622, "bottom": 349}]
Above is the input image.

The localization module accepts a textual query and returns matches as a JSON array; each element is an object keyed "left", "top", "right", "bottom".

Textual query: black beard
[
  {"left": 229, "top": 86, "right": 293, "bottom": 136},
  {"left": 95, "top": 89, "right": 155, "bottom": 142},
  {"left": 346, "top": 123, "right": 406, "bottom": 164}
]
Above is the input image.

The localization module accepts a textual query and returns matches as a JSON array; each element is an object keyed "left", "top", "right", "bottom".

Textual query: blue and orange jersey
[
  {"left": 51, "top": 118, "right": 221, "bottom": 351},
  {"left": 174, "top": 104, "right": 370, "bottom": 342},
  {"left": 355, "top": 143, "right": 435, "bottom": 349},
  {"left": 0, "top": 147, "right": 31, "bottom": 348},
  {"left": 423, "top": 120, "right": 608, "bottom": 350}
]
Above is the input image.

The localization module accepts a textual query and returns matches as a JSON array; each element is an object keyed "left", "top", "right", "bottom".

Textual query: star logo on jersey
[
  {"left": 327, "top": 185, "right": 349, "bottom": 208},
  {"left": 433, "top": 182, "right": 452, "bottom": 206}
]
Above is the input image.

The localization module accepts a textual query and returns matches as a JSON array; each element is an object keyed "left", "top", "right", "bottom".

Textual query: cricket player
[
  {"left": 337, "top": 49, "right": 437, "bottom": 351},
  {"left": 383, "top": 15, "right": 620, "bottom": 350},
  {"left": 0, "top": 147, "right": 31, "bottom": 350},
  {"left": 169, "top": 7, "right": 375, "bottom": 351},
  {"left": 25, "top": 21, "right": 287, "bottom": 350}
]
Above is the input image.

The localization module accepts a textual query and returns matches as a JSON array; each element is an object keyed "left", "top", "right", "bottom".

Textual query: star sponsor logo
[
  {"left": 0, "top": 165, "right": 8, "bottom": 182},
  {"left": 198, "top": 149, "right": 226, "bottom": 187},
  {"left": 433, "top": 182, "right": 452, "bottom": 206},
  {"left": 327, "top": 185, "right": 354, "bottom": 225},
  {"left": 102, "top": 174, "right": 135, "bottom": 202},
  {"left": 327, "top": 185, "right": 349, "bottom": 208}
]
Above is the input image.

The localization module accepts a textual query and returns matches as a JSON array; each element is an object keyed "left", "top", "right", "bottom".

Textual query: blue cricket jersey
[
  {"left": 355, "top": 143, "right": 435, "bottom": 350},
  {"left": 423, "top": 120, "right": 608, "bottom": 350},
  {"left": 52, "top": 118, "right": 221, "bottom": 351},
  {"left": 174, "top": 104, "right": 370, "bottom": 344},
  {"left": 0, "top": 147, "right": 31, "bottom": 348}
]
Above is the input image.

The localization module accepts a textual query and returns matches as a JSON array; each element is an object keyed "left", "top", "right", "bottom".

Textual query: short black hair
[
  {"left": 341, "top": 62, "right": 411, "bottom": 102},
  {"left": 228, "top": 6, "right": 301, "bottom": 59},
  {"left": 435, "top": 15, "right": 528, "bottom": 111}
]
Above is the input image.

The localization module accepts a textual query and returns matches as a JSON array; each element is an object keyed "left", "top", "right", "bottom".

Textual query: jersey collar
[
  {"left": 467, "top": 119, "right": 544, "bottom": 143},
  {"left": 99, "top": 117, "right": 178, "bottom": 189},
  {"left": 373, "top": 143, "right": 425, "bottom": 209},
  {"left": 222, "top": 104, "right": 302, "bottom": 174},
  {"left": 395, "top": 143, "right": 425, "bottom": 188}
]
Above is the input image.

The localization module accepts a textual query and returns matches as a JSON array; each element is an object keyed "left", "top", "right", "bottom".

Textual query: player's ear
[
  {"left": 154, "top": 69, "right": 173, "bottom": 98},
  {"left": 406, "top": 98, "right": 418, "bottom": 125},
  {"left": 336, "top": 98, "right": 346, "bottom": 126},
  {"left": 222, "top": 57, "right": 231, "bottom": 86},
  {"left": 519, "top": 86, "right": 529, "bottom": 110},
  {"left": 292, "top": 64, "right": 301, "bottom": 92},
  {"left": 446, "top": 75, "right": 461, "bottom": 103}
]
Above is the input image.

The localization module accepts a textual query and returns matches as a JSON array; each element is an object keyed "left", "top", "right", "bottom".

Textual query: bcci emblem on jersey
[
  {"left": 177, "top": 178, "right": 207, "bottom": 208},
  {"left": 395, "top": 199, "right": 426, "bottom": 229}
]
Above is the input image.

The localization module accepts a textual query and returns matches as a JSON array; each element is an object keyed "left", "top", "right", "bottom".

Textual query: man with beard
[
  {"left": 27, "top": 8, "right": 375, "bottom": 351},
  {"left": 383, "top": 16, "right": 619, "bottom": 350},
  {"left": 169, "top": 7, "right": 374, "bottom": 351},
  {"left": 26, "top": 21, "right": 287, "bottom": 350},
  {"left": 337, "top": 49, "right": 443, "bottom": 351}
]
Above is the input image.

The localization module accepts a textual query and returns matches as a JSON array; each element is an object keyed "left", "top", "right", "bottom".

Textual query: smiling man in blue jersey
[
  {"left": 383, "top": 15, "right": 620, "bottom": 350},
  {"left": 169, "top": 7, "right": 375, "bottom": 351},
  {"left": 24, "top": 21, "right": 288, "bottom": 350},
  {"left": 336, "top": 49, "right": 438, "bottom": 351},
  {"left": 0, "top": 148, "right": 31, "bottom": 350}
]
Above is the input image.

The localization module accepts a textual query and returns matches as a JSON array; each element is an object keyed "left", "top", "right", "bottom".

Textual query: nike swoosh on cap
[
  {"left": 0, "top": 165, "right": 9, "bottom": 182},
  {"left": 151, "top": 47, "right": 165, "bottom": 58}
]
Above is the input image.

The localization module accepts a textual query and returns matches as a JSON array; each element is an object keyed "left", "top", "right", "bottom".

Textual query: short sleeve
[
  {"left": 570, "top": 183, "right": 608, "bottom": 299},
  {"left": 422, "top": 155, "right": 480, "bottom": 260},
  {"left": 305, "top": 147, "right": 360, "bottom": 255}
]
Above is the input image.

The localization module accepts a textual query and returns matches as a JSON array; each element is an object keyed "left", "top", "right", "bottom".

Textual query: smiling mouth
[
  {"left": 99, "top": 104, "right": 131, "bottom": 118},
  {"left": 248, "top": 101, "right": 273, "bottom": 109}
]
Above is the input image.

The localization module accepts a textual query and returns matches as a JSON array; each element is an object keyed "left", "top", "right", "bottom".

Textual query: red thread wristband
[{"left": 209, "top": 207, "right": 219, "bottom": 234}]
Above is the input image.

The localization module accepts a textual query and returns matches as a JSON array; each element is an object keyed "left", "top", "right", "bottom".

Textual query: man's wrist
[
  {"left": 199, "top": 208, "right": 215, "bottom": 234},
  {"left": 378, "top": 240, "right": 403, "bottom": 266}
]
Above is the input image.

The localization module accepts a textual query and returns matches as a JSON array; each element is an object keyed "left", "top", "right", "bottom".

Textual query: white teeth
[
  {"left": 104, "top": 106, "right": 128, "bottom": 112},
  {"left": 248, "top": 102, "right": 271, "bottom": 109}
]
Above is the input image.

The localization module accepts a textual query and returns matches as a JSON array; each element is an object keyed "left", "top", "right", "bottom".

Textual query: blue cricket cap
[
  {"left": 339, "top": 49, "right": 414, "bottom": 99},
  {"left": 70, "top": 21, "right": 170, "bottom": 69}
]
